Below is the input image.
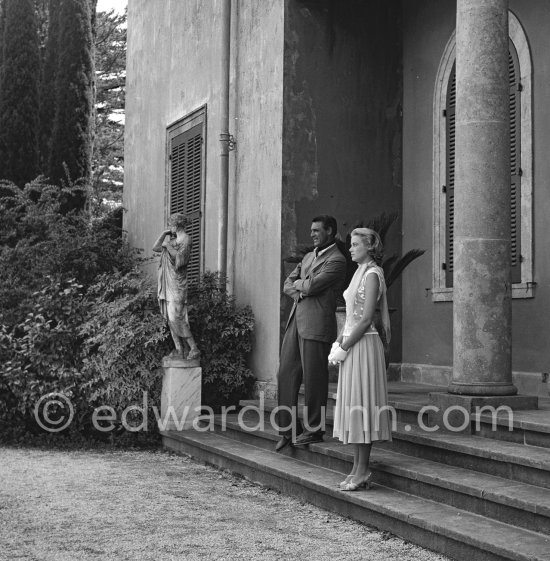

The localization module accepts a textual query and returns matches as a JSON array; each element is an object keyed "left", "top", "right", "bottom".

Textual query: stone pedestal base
[
  {"left": 448, "top": 381, "right": 517, "bottom": 396},
  {"left": 428, "top": 392, "right": 538, "bottom": 434},
  {"left": 160, "top": 356, "right": 201, "bottom": 431}
]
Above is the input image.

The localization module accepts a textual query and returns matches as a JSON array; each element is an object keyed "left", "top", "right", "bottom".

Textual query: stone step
[
  {"left": 324, "top": 381, "right": 448, "bottom": 401},
  {"left": 307, "top": 382, "right": 550, "bottom": 442},
  {"left": 472, "top": 401, "right": 550, "bottom": 449},
  {"left": 304, "top": 381, "right": 442, "bottom": 406},
  {"left": 161, "top": 429, "right": 550, "bottom": 561},
  {"left": 246, "top": 391, "right": 428, "bottom": 430},
  {"left": 297, "top": 381, "right": 433, "bottom": 426},
  {"left": 239, "top": 398, "right": 550, "bottom": 489},
  {"left": 212, "top": 412, "right": 550, "bottom": 535},
  {"left": 387, "top": 422, "right": 550, "bottom": 490}
]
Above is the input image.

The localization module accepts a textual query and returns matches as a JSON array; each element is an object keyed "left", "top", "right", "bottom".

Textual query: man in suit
[{"left": 275, "top": 215, "right": 347, "bottom": 451}]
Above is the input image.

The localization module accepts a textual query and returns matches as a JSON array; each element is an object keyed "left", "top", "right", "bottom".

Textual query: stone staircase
[{"left": 161, "top": 382, "right": 550, "bottom": 561}]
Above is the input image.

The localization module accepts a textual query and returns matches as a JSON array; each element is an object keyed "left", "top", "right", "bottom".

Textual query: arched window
[{"left": 432, "top": 12, "right": 533, "bottom": 300}]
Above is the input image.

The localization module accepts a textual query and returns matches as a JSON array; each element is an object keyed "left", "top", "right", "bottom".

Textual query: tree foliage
[
  {"left": 0, "top": 181, "right": 140, "bottom": 439},
  {"left": 0, "top": 1, "right": 5, "bottom": 89},
  {"left": 39, "top": 0, "right": 60, "bottom": 170},
  {"left": 47, "top": 0, "right": 95, "bottom": 198},
  {"left": 34, "top": 0, "right": 50, "bottom": 47},
  {"left": 188, "top": 273, "right": 255, "bottom": 410},
  {"left": 0, "top": 180, "right": 133, "bottom": 325},
  {"left": 0, "top": 0, "right": 124, "bottom": 208},
  {"left": 0, "top": 0, "right": 41, "bottom": 186},
  {"left": 92, "top": 8, "right": 126, "bottom": 204},
  {"left": 79, "top": 269, "right": 169, "bottom": 411}
]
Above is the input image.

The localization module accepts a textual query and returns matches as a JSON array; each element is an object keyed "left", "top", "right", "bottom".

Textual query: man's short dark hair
[{"left": 312, "top": 215, "right": 337, "bottom": 237}]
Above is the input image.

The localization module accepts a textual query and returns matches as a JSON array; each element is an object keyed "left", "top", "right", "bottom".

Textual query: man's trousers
[{"left": 276, "top": 314, "right": 330, "bottom": 437}]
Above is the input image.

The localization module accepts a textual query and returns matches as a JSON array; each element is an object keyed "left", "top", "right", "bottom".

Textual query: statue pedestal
[{"left": 160, "top": 356, "right": 201, "bottom": 431}]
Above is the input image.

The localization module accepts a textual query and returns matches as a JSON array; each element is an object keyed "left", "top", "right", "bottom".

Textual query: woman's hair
[
  {"left": 168, "top": 213, "right": 189, "bottom": 230},
  {"left": 350, "top": 227, "right": 384, "bottom": 264}
]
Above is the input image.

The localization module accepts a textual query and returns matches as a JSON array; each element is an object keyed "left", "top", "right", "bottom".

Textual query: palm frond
[
  {"left": 365, "top": 211, "right": 399, "bottom": 245},
  {"left": 381, "top": 254, "right": 398, "bottom": 279},
  {"left": 385, "top": 249, "right": 426, "bottom": 288}
]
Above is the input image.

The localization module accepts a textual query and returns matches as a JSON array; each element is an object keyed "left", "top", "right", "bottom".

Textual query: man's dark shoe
[
  {"left": 293, "top": 433, "right": 323, "bottom": 446},
  {"left": 275, "top": 435, "right": 292, "bottom": 452}
]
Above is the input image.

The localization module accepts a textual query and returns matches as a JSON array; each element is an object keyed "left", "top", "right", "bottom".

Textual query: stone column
[{"left": 450, "top": 0, "right": 516, "bottom": 396}]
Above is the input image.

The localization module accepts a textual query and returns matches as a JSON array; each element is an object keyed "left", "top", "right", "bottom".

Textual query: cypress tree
[
  {"left": 0, "top": 1, "right": 5, "bottom": 87},
  {"left": 39, "top": 0, "right": 60, "bottom": 171},
  {"left": 0, "top": 0, "right": 41, "bottom": 185},
  {"left": 48, "top": 0, "right": 94, "bottom": 201},
  {"left": 0, "top": 1, "right": 4, "bottom": 169}
]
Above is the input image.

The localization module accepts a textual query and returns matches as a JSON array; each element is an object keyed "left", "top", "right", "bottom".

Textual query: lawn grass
[{"left": 0, "top": 445, "right": 450, "bottom": 560}]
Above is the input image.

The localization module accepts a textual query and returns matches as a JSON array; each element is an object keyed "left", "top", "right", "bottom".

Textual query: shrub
[
  {"left": 0, "top": 180, "right": 141, "bottom": 440},
  {"left": 0, "top": 181, "right": 256, "bottom": 440},
  {"left": 0, "top": 266, "right": 168, "bottom": 442},
  {"left": 188, "top": 272, "right": 255, "bottom": 411},
  {"left": 79, "top": 269, "right": 255, "bottom": 418},
  {"left": 79, "top": 267, "right": 170, "bottom": 427},
  {"left": 0, "top": 180, "right": 136, "bottom": 325},
  {"left": 0, "top": 278, "right": 89, "bottom": 437}
]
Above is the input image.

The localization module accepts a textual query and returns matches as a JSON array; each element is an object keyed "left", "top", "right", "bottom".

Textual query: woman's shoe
[
  {"left": 340, "top": 472, "right": 372, "bottom": 492},
  {"left": 338, "top": 474, "right": 354, "bottom": 489}
]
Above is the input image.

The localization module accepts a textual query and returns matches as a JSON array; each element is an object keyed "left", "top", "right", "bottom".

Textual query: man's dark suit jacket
[{"left": 283, "top": 244, "right": 347, "bottom": 343}]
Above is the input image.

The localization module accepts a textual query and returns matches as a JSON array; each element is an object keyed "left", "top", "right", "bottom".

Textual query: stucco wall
[
  {"left": 125, "top": 0, "right": 224, "bottom": 275},
  {"left": 281, "top": 0, "right": 404, "bottom": 360},
  {"left": 125, "top": 0, "right": 285, "bottom": 382},
  {"left": 229, "top": 0, "right": 285, "bottom": 383},
  {"left": 402, "top": 0, "right": 550, "bottom": 373}
]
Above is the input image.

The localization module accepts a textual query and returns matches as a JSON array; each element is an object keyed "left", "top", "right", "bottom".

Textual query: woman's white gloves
[{"left": 328, "top": 342, "right": 348, "bottom": 365}]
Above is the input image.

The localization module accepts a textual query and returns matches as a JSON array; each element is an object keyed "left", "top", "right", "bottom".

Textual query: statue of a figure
[{"left": 153, "top": 213, "right": 200, "bottom": 360}]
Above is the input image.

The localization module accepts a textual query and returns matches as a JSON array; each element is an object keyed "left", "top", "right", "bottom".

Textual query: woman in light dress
[{"left": 329, "top": 228, "right": 392, "bottom": 491}]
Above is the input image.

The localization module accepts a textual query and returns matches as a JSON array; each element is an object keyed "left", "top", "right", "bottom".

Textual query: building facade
[{"left": 124, "top": 0, "right": 550, "bottom": 397}]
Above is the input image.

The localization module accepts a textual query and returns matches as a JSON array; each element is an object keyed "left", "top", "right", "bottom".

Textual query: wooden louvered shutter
[
  {"left": 509, "top": 42, "right": 521, "bottom": 284},
  {"left": 445, "top": 44, "right": 522, "bottom": 287},
  {"left": 169, "top": 123, "right": 203, "bottom": 284},
  {"left": 445, "top": 62, "right": 456, "bottom": 288}
]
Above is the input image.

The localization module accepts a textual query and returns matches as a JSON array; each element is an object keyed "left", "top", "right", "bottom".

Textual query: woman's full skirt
[{"left": 333, "top": 334, "right": 392, "bottom": 444}]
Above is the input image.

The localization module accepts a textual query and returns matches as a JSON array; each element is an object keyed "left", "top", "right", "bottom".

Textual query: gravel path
[{"left": 0, "top": 445, "right": 450, "bottom": 561}]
